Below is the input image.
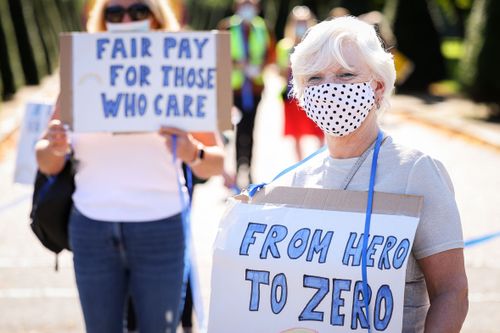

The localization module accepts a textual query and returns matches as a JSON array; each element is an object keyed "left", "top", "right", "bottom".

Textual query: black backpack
[{"left": 30, "top": 158, "right": 75, "bottom": 265}]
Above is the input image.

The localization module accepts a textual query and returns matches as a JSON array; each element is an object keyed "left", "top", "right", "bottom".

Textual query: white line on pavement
[{"left": 0, "top": 288, "right": 78, "bottom": 299}]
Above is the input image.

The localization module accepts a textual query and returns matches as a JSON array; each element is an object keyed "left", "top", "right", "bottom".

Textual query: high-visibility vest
[
  {"left": 229, "top": 15, "right": 269, "bottom": 89},
  {"left": 276, "top": 37, "right": 294, "bottom": 70}
]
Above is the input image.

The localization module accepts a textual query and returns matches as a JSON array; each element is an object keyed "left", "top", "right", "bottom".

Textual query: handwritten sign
[
  {"left": 208, "top": 187, "right": 422, "bottom": 332},
  {"left": 14, "top": 103, "right": 53, "bottom": 184},
  {"left": 60, "top": 31, "right": 231, "bottom": 133}
]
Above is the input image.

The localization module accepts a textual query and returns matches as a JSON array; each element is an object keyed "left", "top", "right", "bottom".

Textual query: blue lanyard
[
  {"left": 171, "top": 135, "right": 193, "bottom": 318},
  {"left": 247, "top": 130, "right": 384, "bottom": 331},
  {"left": 246, "top": 145, "right": 328, "bottom": 197},
  {"left": 362, "top": 130, "right": 383, "bottom": 332}
]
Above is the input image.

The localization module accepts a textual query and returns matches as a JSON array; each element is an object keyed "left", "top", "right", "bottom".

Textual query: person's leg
[
  {"left": 125, "top": 214, "right": 185, "bottom": 333},
  {"left": 68, "top": 208, "right": 128, "bottom": 333},
  {"left": 235, "top": 93, "right": 262, "bottom": 186},
  {"left": 181, "top": 278, "right": 193, "bottom": 329}
]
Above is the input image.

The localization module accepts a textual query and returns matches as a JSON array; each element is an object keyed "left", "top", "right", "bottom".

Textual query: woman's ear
[{"left": 374, "top": 80, "right": 385, "bottom": 106}]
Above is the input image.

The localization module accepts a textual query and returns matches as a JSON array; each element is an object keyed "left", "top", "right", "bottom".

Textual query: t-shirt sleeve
[{"left": 405, "top": 155, "right": 464, "bottom": 259}]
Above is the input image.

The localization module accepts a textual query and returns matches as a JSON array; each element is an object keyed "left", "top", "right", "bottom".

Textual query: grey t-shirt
[{"left": 276, "top": 135, "right": 464, "bottom": 332}]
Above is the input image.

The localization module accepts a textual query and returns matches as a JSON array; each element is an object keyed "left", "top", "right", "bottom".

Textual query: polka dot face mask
[{"left": 302, "top": 81, "right": 375, "bottom": 136}]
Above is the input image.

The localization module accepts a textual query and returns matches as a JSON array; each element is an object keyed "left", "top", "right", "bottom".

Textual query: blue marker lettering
[
  {"left": 287, "top": 228, "right": 311, "bottom": 260},
  {"left": 299, "top": 275, "right": 329, "bottom": 322},
  {"left": 110, "top": 65, "right": 123, "bottom": 86},
  {"left": 342, "top": 232, "right": 363, "bottom": 266},
  {"left": 163, "top": 37, "right": 176, "bottom": 58},
  {"left": 260, "top": 225, "right": 288, "bottom": 259},
  {"left": 96, "top": 38, "right": 110, "bottom": 59},
  {"left": 378, "top": 236, "right": 397, "bottom": 270},
  {"left": 307, "top": 230, "right": 333, "bottom": 264},
  {"left": 393, "top": 239, "right": 410, "bottom": 269},
  {"left": 366, "top": 235, "right": 385, "bottom": 267},
  {"left": 193, "top": 37, "right": 209, "bottom": 58},
  {"left": 245, "top": 269, "right": 270, "bottom": 311},
  {"left": 351, "top": 281, "right": 372, "bottom": 330},
  {"left": 374, "top": 285, "right": 393, "bottom": 330},
  {"left": 271, "top": 273, "right": 287, "bottom": 314},
  {"left": 331, "top": 279, "right": 351, "bottom": 326},
  {"left": 196, "top": 95, "right": 207, "bottom": 118},
  {"left": 239, "top": 223, "right": 267, "bottom": 256},
  {"left": 111, "top": 38, "right": 127, "bottom": 59},
  {"left": 178, "top": 38, "right": 191, "bottom": 58},
  {"left": 183, "top": 95, "right": 193, "bottom": 117},
  {"left": 101, "top": 93, "right": 122, "bottom": 118}
]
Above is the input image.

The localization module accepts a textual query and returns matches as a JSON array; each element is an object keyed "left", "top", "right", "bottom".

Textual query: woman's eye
[
  {"left": 307, "top": 76, "right": 322, "bottom": 83},
  {"left": 338, "top": 73, "right": 355, "bottom": 78}
]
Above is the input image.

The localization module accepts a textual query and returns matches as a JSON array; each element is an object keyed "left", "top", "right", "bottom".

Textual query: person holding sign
[
  {"left": 35, "top": 1, "right": 224, "bottom": 333},
  {"left": 276, "top": 6, "right": 323, "bottom": 161},
  {"left": 282, "top": 17, "right": 468, "bottom": 332}
]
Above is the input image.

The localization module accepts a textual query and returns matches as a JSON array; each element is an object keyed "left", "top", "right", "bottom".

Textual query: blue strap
[
  {"left": 241, "top": 79, "right": 254, "bottom": 112},
  {"left": 246, "top": 145, "right": 328, "bottom": 197},
  {"left": 239, "top": 24, "right": 255, "bottom": 112},
  {"left": 171, "top": 135, "right": 192, "bottom": 317},
  {"left": 37, "top": 154, "right": 72, "bottom": 202},
  {"left": 465, "top": 231, "right": 500, "bottom": 248},
  {"left": 361, "top": 131, "right": 383, "bottom": 332}
]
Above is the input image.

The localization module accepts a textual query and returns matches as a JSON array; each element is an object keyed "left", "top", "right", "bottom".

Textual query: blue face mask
[
  {"left": 238, "top": 4, "right": 257, "bottom": 22},
  {"left": 106, "top": 19, "right": 151, "bottom": 32},
  {"left": 295, "top": 24, "right": 308, "bottom": 39}
]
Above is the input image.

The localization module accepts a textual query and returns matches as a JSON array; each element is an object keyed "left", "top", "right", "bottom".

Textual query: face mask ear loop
[{"left": 369, "top": 79, "right": 381, "bottom": 110}]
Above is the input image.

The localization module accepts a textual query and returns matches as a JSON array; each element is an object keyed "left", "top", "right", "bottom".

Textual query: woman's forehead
[{"left": 322, "top": 43, "right": 370, "bottom": 73}]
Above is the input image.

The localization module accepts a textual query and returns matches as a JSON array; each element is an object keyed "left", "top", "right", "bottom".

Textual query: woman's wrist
[{"left": 188, "top": 143, "right": 205, "bottom": 166}]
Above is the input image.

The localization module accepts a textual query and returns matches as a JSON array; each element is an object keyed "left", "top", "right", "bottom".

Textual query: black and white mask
[{"left": 302, "top": 81, "right": 375, "bottom": 136}]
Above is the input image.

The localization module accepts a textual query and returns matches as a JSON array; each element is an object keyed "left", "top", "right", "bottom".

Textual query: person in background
[
  {"left": 287, "top": 16, "right": 468, "bottom": 332},
  {"left": 218, "top": 0, "right": 274, "bottom": 188},
  {"left": 35, "top": 1, "right": 224, "bottom": 332},
  {"left": 276, "top": 6, "right": 323, "bottom": 161}
]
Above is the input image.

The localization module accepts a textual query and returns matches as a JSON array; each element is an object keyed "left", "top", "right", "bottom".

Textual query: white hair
[{"left": 290, "top": 16, "right": 396, "bottom": 112}]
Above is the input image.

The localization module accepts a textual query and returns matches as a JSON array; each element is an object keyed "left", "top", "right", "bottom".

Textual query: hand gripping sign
[
  {"left": 59, "top": 31, "right": 232, "bottom": 133},
  {"left": 208, "top": 186, "right": 422, "bottom": 332}
]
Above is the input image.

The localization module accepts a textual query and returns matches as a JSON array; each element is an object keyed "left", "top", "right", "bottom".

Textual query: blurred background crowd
[{"left": 0, "top": 0, "right": 499, "bottom": 118}]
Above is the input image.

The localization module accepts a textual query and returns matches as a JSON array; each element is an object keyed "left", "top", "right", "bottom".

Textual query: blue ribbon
[
  {"left": 241, "top": 79, "right": 255, "bottom": 112},
  {"left": 465, "top": 231, "right": 500, "bottom": 248},
  {"left": 361, "top": 131, "right": 383, "bottom": 332},
  {"left": 246, "top": 145, "right": 328, "bottom": 197},
  {"left": 171, "top": 135, "right": 193, "bottom": 321},
  {"left": 239, "top": 24, "right": 255, "bottom": 113}
]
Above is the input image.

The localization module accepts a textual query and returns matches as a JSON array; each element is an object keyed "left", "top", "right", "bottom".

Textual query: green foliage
[
  {"left": 384, "top": 0, "right": 447, "bottom": 92},
  {"left": 0, "top": 0, "right": 83, "bottom": 101},
  {"left": 460, "top": 0, "right": 500, "bottom": 104}
]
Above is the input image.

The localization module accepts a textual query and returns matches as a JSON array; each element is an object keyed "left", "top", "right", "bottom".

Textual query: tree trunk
[{"left": 460, "top": 0, "right": 500, "bottom": 106}]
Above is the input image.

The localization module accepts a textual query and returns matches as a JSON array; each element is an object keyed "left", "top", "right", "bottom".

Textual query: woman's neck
[{"left": 326, "top": 115, "right": 380, "bottom": 159}]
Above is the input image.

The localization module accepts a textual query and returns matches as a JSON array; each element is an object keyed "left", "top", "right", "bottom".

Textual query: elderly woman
[
  {"left": 35, "top": 0, "right": 224, "bottom": 332},
  {"left": 286, "top": 17, "right": 468, "bottom": 332}
]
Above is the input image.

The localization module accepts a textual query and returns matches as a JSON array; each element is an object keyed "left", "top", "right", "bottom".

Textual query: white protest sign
[
  {"left": 14, "top": 103, "right": 53, "bottom": 184},
  {"left": 208, "top": 187, "right": 422, "bottom": 333},
  {"left": 59, "top": 31, "right": 231, "bottom": 133}
]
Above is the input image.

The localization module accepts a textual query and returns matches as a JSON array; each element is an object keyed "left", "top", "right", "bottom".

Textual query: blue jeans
[{"left": 69, "top": 207, "right": 185, "bottom": 333}]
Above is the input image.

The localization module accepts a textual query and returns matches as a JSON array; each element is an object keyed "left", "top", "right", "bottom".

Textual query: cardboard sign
[
  {"left": 59, "top": 31, "right": 232, "bottom": 133},
  {"left": 208, "top": 187, "right": 423, "bottom": 333},
  {"left": 14, "top": 103, "right": 54, "bottom": 184}
]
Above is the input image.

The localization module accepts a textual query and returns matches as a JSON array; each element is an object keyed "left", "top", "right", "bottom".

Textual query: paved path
[{"left": 1, "top": 72, "right": 500, "bottom": 332}]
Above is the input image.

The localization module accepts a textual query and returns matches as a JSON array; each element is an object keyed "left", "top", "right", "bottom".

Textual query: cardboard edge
[
  {"left": 215, "top": 31, "right": 232, "bottom": 132},
  {"left": 59, "top": 33, "right": 73, "bottom": 130},
  {"left": 251, "top": 186, "right": 424, "bottom": 218}
]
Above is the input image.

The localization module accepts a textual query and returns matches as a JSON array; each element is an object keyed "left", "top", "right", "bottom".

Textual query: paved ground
[{"left": 1, "top": 72, "right": 500, "bottom": 332}]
